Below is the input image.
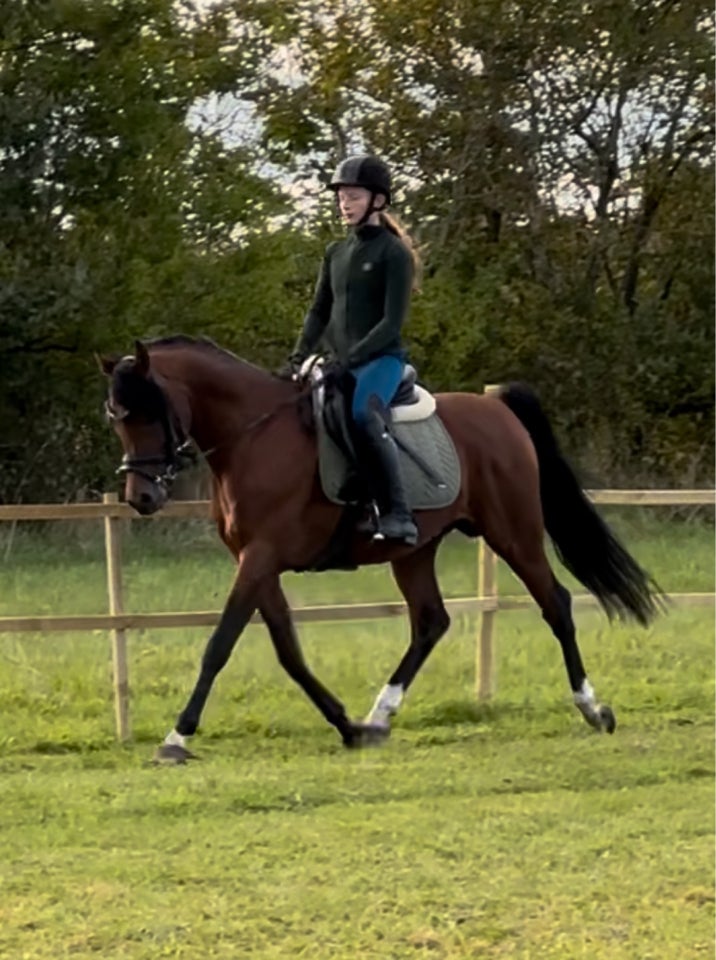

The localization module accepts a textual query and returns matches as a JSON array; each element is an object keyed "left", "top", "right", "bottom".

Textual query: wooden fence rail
[
  {"left": 0, "top": 487, "right": 712, "bottom": 521},
  {"left": 1, "top": 489, "right": 713, "bottom": 740}
]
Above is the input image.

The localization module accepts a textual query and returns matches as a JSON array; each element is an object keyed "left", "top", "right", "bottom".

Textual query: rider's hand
[
  {"left": 275, "top": 362, "right": 297, "bottom": 381},
  {"left": 275, "top": 355, "right": 304, "bottom": 381}
]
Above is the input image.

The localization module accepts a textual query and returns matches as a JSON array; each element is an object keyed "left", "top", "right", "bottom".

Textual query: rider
[{"left": 284, "top": 154, "right": 419, "bottom": 545}]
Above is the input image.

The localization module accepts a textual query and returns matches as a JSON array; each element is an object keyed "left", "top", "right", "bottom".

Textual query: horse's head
[{"left": 98, "top": 340, "right": 194, "bottom": 516}]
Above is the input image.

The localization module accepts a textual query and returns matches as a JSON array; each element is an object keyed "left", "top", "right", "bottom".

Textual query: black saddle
[{"left": 314, "top": 361, "right": 416, "bottom": 504}]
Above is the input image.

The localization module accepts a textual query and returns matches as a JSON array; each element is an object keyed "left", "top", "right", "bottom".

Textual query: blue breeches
[{"left": 350, "top": 355, "right": 404, "bottom": 428}]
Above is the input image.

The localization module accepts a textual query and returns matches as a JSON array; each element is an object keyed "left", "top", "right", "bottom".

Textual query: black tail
[{"left": 498, "top": 382, "right": 661, "bottom": 625}]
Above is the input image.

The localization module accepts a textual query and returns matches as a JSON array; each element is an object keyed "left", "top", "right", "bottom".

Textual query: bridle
[
  {"left": 105, "top": 387, "right": 196, "bottom": 493},
  {"left": 105, "top": 371, "right": 320, "bottom": 494}
]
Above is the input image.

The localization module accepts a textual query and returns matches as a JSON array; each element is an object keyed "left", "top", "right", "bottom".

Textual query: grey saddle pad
[{"left": 317, "top": 412, "right": 461, "bottom": 510}]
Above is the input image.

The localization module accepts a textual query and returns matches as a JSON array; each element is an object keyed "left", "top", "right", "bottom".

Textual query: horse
[{"left": 98, "top": 336, "right": 659, "bottom": 762}]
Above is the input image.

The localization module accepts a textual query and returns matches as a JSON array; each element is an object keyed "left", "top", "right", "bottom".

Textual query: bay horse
[{"left": 99, "top": 337, "right": 659, "bottom": 762}]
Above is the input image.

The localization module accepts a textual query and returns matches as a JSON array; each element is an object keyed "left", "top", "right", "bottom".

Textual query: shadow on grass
[
  {"left": 22, "top": 737, "right": 114, "bottom": 755},
  {"left": 399, "top": 697, "right": 569, "bottom": 732},
  {"left": 401, "top": 698, "right": 508, "bottom": 729}
]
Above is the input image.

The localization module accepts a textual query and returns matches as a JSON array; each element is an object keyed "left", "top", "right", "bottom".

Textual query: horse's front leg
[
  {"left": 258, "top": 575, "right": 388, "bottom": 748},
  {"left": 154, "top": 542, "right": 272, "bottom": 764}
]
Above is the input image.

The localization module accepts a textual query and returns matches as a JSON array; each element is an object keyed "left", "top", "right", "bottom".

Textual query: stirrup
[{"left": 356, "top": 502, "right": 381, "bottom": 537}]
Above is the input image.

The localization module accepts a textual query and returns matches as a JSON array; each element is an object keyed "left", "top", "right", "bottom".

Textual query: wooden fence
[{"left": 1, "top": 489, "right": 713, "bottom": 740}]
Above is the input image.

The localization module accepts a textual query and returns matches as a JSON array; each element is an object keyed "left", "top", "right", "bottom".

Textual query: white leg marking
[
  {"left": 366, "top": 683, "right": 404, "bottom": 727},
  {"left": 574, "top": 679, "right": 597, "bottom": 710},
  {"left": 163, "top": 728, "right": 186, "bottom": 748},
  {"left": 574, "top": 678, "right": 605, "bottom": 728}
]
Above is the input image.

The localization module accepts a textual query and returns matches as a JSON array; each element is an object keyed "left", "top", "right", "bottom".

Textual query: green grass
[{"left": 0, "top": 515, "right": 713, "bottom": 958}]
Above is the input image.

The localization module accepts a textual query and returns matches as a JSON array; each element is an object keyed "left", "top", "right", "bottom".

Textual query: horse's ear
[
  {"left": 97, "top": 353, "right": 118, "bottom": 377},
  {"left": 134, "top": 339, "right": 150, "bottom": 376}
]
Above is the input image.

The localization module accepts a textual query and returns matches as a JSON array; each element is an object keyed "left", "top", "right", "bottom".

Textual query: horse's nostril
[{"left": 128, "top": 491, "right": 157, "bottom": 516}]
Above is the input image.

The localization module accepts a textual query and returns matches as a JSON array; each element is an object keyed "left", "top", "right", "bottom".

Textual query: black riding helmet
[
  {"left": 328, "top": 155, "right": 392, "bottom": 223},
  {"left": 328, "top": 154, "right": 391, "bottom": 202}
]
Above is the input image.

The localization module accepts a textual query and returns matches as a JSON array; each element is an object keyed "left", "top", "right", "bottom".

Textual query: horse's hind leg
[
  {"left": 365, "top": 540, "right": 451, "bottom": 730},
  {"left": 499, "top": 540, "right": 616, "bottom": 733},
  {"left": 548, "top": 576, "right": 615, "bottom": 732}
]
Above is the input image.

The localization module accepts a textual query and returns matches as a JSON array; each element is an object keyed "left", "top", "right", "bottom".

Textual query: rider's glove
[{"left": 275, "top": 354, "right": 305, "bottom": 381}]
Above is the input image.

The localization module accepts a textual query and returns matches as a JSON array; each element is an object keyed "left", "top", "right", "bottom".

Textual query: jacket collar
[{"left": 352, "top": 224, "right": 385, "bottom": 241}]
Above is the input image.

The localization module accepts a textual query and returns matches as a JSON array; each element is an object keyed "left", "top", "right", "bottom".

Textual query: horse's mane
[{"left": 144, "top": 334, "right": 266, "bottom": 375}]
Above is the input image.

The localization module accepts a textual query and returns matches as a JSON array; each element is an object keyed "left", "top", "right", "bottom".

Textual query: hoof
[
  {"left": 582, "top": 703, "right": 617, "bottom": 734},
  {"left": 598, "top": 704, "right": 616, "bottom": 734},
  {"left": 343, "top": 722, "right": 391, "bottom": 749},
  {"left": 151, "top": 743, "right": 199, "bottom": 765}
]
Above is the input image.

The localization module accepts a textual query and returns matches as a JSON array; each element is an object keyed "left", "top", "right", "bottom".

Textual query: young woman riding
[{"left": 283, "top": 154, "right": 420, "bottom": 545}]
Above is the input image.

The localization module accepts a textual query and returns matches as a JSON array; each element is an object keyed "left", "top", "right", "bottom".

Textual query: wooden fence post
[
  {"left": 103, "top": 492, "right": 130, "bottom": 741},
  {"left": 476, "top": 384, "right": 500, "bottom": 699},
  {"left": 476, "top": 539, "right": 497, "bottom": 699}
]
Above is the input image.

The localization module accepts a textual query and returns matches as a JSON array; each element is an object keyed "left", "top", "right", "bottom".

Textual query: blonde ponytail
[{"left": 379, "top": 211, "right": 423, "bottom": 291}]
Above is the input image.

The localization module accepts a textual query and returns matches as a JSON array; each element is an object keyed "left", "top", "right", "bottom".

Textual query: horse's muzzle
[{"left": 127, "top": 486, "right": 167, "bottom": 516}]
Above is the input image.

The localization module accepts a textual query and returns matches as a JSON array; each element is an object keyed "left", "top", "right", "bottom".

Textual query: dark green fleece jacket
[{"left": 293, "top": 224, "right": 413, "bottom": 368}]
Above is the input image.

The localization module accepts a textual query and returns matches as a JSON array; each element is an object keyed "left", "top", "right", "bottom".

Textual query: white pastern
[
  {"left": 573, "top": 678, "right": 603, "bottom": 725},
  {"left": 574, "top": 679, "right": 597, "bottom": 710},
  {"left": 164, "top": 728, "right": 186, "bottom": 749},
  {"left": 366, "top": 683, "right": 404, "bottom": 728}
]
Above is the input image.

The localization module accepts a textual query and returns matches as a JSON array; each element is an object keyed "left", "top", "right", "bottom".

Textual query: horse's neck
[{"left": 156, "top": 349, "right": 278, "bottom": 458}]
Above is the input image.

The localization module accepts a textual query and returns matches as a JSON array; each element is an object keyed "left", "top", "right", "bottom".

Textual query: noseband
[{"left": 105, "top": 385, "right": 196, "bottom": 491}]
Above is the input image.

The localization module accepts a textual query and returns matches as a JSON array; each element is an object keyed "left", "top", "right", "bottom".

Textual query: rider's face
[{"left": 337, "top": 186, "right": 377, "bottom": 224}]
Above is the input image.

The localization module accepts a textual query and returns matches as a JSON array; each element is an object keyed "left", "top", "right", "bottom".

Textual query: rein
[
  {"left": 107, "top": 377, "right": 314, "bottom": 490},
  {"left": 194, "top": 383, "right": 315, "bottom": 463}
]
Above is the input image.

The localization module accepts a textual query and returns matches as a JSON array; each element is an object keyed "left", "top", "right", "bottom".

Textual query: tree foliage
[
  {"left": 0, "top": 0, "right": 301, "bottom": 500},
  {"left": 246, "top": 0, "right": 714, "bottom": 480},
  {"left": 0, "top": 0, "right": 712, "bottom": 501}
]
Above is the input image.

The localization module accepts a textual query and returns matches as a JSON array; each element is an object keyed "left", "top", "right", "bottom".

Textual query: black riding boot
[{"left": 359, "top": 414, "right": 418, "bottom": 545}]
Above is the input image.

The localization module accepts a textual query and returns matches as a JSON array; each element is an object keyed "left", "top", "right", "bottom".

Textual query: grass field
[{"left": 0, "top": 513, "right": 713, "bottom": 959}]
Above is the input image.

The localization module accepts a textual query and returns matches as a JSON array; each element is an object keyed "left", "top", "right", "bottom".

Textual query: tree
[
  {"left": 1, "top": 0, "right": 711, "bottom": 498},
  {"left": 242, "top": 0, "right": 714, "bottom": 479},
  {"left": 0, "top": 0, "right": 293, "bottom": 501}
]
